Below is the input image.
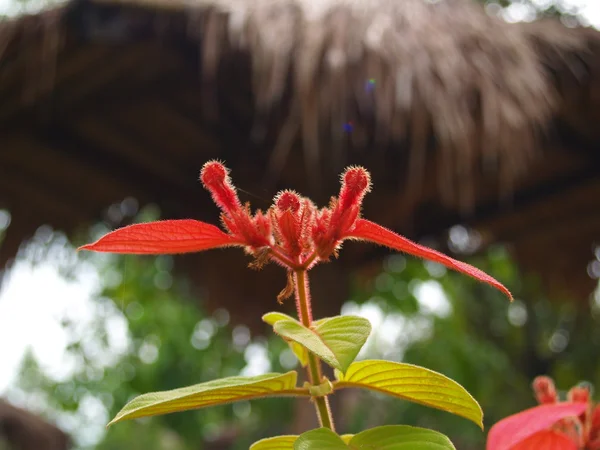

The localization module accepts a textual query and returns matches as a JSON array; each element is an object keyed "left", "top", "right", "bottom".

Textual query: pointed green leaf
[
  {"left": 275, "top": 320, "right": 339, "bottom": 368},
  {"left": 349, "top": 425, "right": 456, "bottom": 449},
  {"left": 273, "top": 316, "right": 371, "bottom": 373},
  {"left": 109, "top": 371, "right": 305, "bottom": 426},
  {"left": 313, "top": 316, "right": 371, "bottom": 373},
  {"left": 334, "top": 360, "right": 483, "bottom": 428},
  {"left": 263, "top": 312, "right": 298, "bottom": 325},
  {"left": 294, "top": 428, "right": 347, "bottom": 450},
  {"left": 250, "top": 435, "right": 298, "bottom": 450},
  {"left": 263, "top": 312, "right": 309, "bottom": 366}
]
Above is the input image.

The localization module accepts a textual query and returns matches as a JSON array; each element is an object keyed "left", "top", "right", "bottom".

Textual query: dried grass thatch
[{"left": 0, "top": 0, "right": 599, "bottom": 321}]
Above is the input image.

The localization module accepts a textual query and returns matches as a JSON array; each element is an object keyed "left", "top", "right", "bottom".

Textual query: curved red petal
[
  {"left": 510, "top": 430, "right": 578, "bottom": 450},
  {"left": 348, "top": 219, "right": 515, "bottom": 300},
  {"left": 487, "top": 403, "right": 587, "bottom": 450},
  {"left": 79, "top": 220, "right": 241, "bottom": 254}
]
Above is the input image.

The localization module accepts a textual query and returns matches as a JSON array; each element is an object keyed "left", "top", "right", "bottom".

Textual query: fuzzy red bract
[
  {"left": 80, "top": 219, "right": 241, "bottom": 254},
  {"left": 80, "top": 161, "right": 513, "bottom": 302},
  {"left": 347, "top": 219, "right": 513, "bottom": 300}
]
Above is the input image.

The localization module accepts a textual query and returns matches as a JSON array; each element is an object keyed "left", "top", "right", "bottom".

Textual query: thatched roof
[{"left": 0, "top": 0, "right": 599, "bottom": 322}]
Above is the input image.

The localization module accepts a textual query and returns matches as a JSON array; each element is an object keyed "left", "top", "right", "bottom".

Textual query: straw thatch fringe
[{"left": 186, "top": 0, "right": 568, "bottom": 207}]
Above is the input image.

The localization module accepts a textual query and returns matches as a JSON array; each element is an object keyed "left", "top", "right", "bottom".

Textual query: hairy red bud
[
  {"left": 533, "top": 376, "right": 558, "bottom": 404},
  {"left": 275, "top": 190, "right": 301, "bottom": 213},
  {"left": 200, "top": 161, "right": 241, "bottom": 214},
  {"left": 568, "top": 386, "right": 590, "bottom": 404},
  {"left": 338, "top": 166, "right": 371, "bottom": 211}
]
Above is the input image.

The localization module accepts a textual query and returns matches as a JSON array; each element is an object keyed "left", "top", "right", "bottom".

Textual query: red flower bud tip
[
  {"left": 272, "top": 191, "right": 306, "bottom": 258},
  {"left": 275, "top": 190, "right": 302, "bottom": 213},
  {"left": 200, "top": 161, "right": 241, "bottom": 215},
  {"left": 568, "top": 386, "right": 590, "bottom": 404},
  {"left": 533, "top": 376, "right": 558, "bottom": 404},
  {"left": 253, "top": 210, "right": 272, "bottom": 242},
  {"left": 338, "top": 166, "right": 371, "bottom": 211}
]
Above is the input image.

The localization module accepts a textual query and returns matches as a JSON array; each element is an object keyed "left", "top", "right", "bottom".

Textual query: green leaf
[
  {"left": 250, "top": 435, "right": 298, "bottom": 450},
  {"left": 109, "top": 371, "right": 305, "bottom": 426},
  {"left": 313, "top": 316, "right": 371, "bottom": 372},
  {"left": 294, "top": 428, "right": 347, "bottom": 450},
  {"left": 334, "top": 360, "right": 483, "bottom": 428},
  {"left": 274, "top": 315, "right": 371, "bottom": 373},
  {"left": 349, "top": 425, "right": 456, "bottom": 449},
  {"left": 275, "top": 320, "right": 337, "bottom": 366},
  {"left": 263, "top": 312, "right": 309, "bottom": 366},
  {"left": 294, "top": 426, "right": 455, "bottom": 449},
  {"left": 262, "top": 312, "right": 298, "bottom": 325}
]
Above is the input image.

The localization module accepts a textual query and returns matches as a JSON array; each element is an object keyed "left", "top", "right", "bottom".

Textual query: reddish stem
[{"left": 294, "top": 270, "right": 335, "bottom": 431}]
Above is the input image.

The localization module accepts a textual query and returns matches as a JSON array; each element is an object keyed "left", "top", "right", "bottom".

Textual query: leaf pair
[
  {"left": 263, "top": 312, "right": 371, "bottom": 373},
  {"left": 107, "top": 359, "right": 482, "bottom": 428},
  {"left": 251, "top": 425, "right": 456, "bottom": 449},
  {"left": 107, "top": 310, "right": 482, "bottom": 429},
  {"left": 264, "top": 312, "right": 482, "bottom": 428}
]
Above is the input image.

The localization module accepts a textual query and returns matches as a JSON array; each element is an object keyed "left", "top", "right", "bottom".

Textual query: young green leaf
[
  {"left": 334, "top": 360, "right": 483, "bottom": 428},
  {"left": 294, "top": 428, "right": 347, "bottom": 450},
  {"left": 250, "top": 435, "right": 298, "bottom": 450},
  {"left": 262, "top": 312, "right": 309, "bottom": 366},
  {"left": 275, "top": 320, "right": 338, "bottom": 369},
  {"left": 348, "top": 425, "right": 456, "bottom": 449},
  {"left": 263, "top": 312, "right": 298, "bottom": 325},
  {"left": 294, "top": 426, "right": 456, "bottom": 449},
  {"left": 108, "top": 372, "right": 306, "bottom": 426},
  {"left": 312, "top": 316, "right": 371, "bottom": 372},
  {"left": 273, "top": 316, "right": 371, "bottom": 373}
]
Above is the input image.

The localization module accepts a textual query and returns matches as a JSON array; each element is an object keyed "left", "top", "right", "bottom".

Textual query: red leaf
[
  {"left": 511, "top": 430, "right": 578, "bottom": 450},
  {"left": 348, "top": 219, "right": 513, "bottom": 301},
  {"left": 487, "top": 403, "right": 587, "bottom": 450},
  {"left": 79, "top": 220, "right": 241, "bottom": 254}
]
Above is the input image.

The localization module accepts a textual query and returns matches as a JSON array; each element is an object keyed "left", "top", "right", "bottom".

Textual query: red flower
[
  {"left": 80, "top": 161, "right": 513, "bottom": 301},
  {"left": 488, "top": 377, "right": 600, "bottom": 450}
]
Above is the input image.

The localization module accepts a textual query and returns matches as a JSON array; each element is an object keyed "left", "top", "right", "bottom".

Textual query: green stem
[{"left": 294, "top": 270, "right": 336, "bottom": 431}]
